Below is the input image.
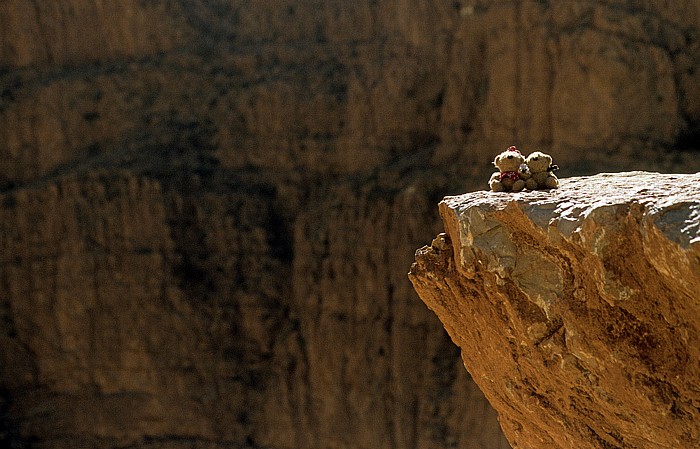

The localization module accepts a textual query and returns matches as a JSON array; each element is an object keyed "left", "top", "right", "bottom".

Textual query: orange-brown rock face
[
  {"left": 1, "top": 0, "right": 700, "bottom": 448},
  {"left": 0, "top": 171, "right": 509, "bottom": 449},
  {"left": 410, "top": 172, "right": 700, "bottom": 449},
  {"left": 2, "top": 0, "right": 700, "bottom": 186}
]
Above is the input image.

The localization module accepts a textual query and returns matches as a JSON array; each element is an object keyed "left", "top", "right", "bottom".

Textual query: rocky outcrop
[{"left": 410, "top": 172, "right": 700, "bottom": 449}]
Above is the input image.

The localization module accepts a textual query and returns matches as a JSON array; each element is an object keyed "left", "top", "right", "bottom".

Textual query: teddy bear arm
[
  {"left": 490, "top": 180, "right": 505, "bottom": 192},
  {"left": 489, "top": 172, "right": 504, "bottom": 191},
  {"left": 545, "top": 174, "right": 559, "bottom": 188}
]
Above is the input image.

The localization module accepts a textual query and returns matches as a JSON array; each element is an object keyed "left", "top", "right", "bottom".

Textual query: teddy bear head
[
  {"left": 525, "top": 151, "right": 553, "bottom": 173},
  {"left": 493, "top": 146, "right": 525, "bottom": 172}
]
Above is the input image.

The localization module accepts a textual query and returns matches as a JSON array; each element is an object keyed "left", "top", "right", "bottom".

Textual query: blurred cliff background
[{"left": 0, "top": 1, "right": 698, "bottom": 448}]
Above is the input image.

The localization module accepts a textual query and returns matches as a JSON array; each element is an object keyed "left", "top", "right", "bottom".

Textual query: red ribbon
[{"left": 499, "top": 171, "right": 521, "bottom": 182}]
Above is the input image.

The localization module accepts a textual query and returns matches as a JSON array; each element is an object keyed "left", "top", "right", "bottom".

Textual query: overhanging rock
[{"left": 409, "top": 172, "right": 700, "bottom": 449}]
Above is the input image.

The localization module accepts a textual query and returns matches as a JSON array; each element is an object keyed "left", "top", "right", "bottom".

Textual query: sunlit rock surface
[
  {"left": 410, "top": 172, "right": 700, "bottom": 449},
  {"left": 3, "top": 0, "right": 700, "bottom": 447}
]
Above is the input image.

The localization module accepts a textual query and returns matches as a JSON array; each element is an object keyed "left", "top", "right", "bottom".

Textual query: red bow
[
  {"left": 507, "top": 146, "right": 521, "bottom": 154},
  {"left": 499, "top": 171, "right": 521, "bottom": 182}
]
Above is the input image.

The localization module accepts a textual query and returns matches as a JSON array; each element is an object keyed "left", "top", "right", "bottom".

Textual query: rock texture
[
  {"left": 0, "top": 171, "right": 513, "bottom": 449},
  {"left": 410, "top": 172, "right": 700, "bottom": 449},
  {"left": 1, "top": 0, "right": 700, "bottom": 448}
]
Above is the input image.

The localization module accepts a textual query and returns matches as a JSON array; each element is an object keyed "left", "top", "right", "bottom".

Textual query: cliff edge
[{"left": 409, "top": 172, "right": 700, "bottom": 449}]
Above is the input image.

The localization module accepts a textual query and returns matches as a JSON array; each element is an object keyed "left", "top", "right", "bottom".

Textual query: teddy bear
[
  {"left": 524, "top": 151, "right": 559, "bottom": 190},
  {"left": 488, "top": 146, "right": 530, "bottom": 192}
]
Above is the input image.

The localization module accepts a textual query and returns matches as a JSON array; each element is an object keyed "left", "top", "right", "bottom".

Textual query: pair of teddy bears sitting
[{"left": 489, "top": 146, "right": 559, "bottom": 192}]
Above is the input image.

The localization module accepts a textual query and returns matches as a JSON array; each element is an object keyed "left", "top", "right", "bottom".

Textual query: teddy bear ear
[{"left": 493, "top": 155, "right": 500, "bottom": 166}]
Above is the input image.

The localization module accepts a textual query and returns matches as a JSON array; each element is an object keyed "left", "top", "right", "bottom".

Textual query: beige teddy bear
[
  {"left": 489, "top": 146, "right": 530, "bottom": 192},
  {"left": 524, "top": 151, "right": 559, "bottom": 190}
]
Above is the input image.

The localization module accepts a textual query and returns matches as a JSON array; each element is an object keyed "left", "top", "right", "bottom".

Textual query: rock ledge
[{"left": 409, "top": 172, "right": 700, "bottom": 449}]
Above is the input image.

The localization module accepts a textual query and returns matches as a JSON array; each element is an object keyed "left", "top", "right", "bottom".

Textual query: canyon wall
[
  {"left": 410, "top": 172, "right": 700, "bottom": 448},
  {"left": 1, "top": 1, "right": 700, "bottom": 448}
]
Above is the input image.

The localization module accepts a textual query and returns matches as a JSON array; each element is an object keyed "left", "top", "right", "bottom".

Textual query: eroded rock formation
[
  {"left": 410, "top": 172, "right": 700, "bottom": 448},
  {"left": 0, "top": 170, "right": 510, "bottom": 449},
  {"left": 2, "top": 0, "right": 700, "bottom": 448}
]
